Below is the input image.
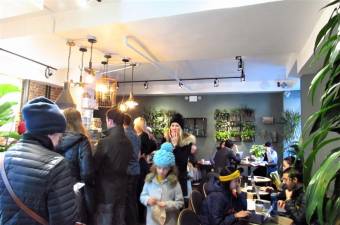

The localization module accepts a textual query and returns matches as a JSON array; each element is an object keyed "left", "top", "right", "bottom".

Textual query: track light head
[
  {"left": 240, "top": 69, "right": 246, "bottom": 82},
  {"left": 214, "top": 78, "right": 219, "bottom": 87},
  {"left": 179, "top": 80, "right": 184, "bottom": 88},
  {"left": 144, "top": 81, "right": 149, "bottom": 89}
]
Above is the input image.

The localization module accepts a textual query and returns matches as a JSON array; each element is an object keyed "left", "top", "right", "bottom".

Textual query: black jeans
[{"left": 125, "top": 175, "right": 139, "bottom": 225}]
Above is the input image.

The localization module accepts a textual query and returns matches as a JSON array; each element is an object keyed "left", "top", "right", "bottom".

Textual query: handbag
[{"left": 0, "top": 153, "right": 85, "bottom": 225}]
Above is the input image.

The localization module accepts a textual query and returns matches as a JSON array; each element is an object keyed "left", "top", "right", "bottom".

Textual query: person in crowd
[
  {"left": 164, "top": 113, "right": 197, "bottom": 197},
  {"left": 123, "top": 114, "right": 141, "bottom": 225},
  {"left": 134, "top": 116, "right": 155, "bottom": 223},
  {"left": 264, "top": 142, "right": 278, "bottom": 174},
  {"left": 278, "top": 167, "right": 306, "bottom": 225},
  {"left": 140, "top": 142, "right": 184, "bottom": 225},
  {"left": 282, "top": 156, "right": 295, "bottom": 171},
  {"left": 57, "top": 107, "right": 95, "bottom": 225},
  {"left": 94, "top": 107, "right": 133, "bottom": 225},
  {"left": 199, "top": 168, "right": 249, "bottom": 225},
  {"left": 0, "top": 96, "right": 78, "bottom": 225},
  {"left": 214, "top": 139, "right": 240, "bottom": 173}
]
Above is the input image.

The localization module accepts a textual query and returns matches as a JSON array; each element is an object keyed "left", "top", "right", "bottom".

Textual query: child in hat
[{"left": 140, "top": 143, "right": 184, "bottom": 225}]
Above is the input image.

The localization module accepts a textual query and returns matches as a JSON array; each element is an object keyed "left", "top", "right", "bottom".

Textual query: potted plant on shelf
[
  {"left": 241, "top": 124, "right": 255, "bottom": 142},
  {"left": 301, "top": 2, "right": 340, "bottom": 225},
  {"left": 215, "top": 130, "right": 230, "bottom": 142},
  {"left": 240, "top": 105, "right": 255, "bottom": 121},
  {"left": 229, "top": 108, "right": 241, "bottom": 121},
  {"left": 0, "top": 84, "right": 21, "bottom": 152},
  {"left": 230, "top": 130, "right": 241, "bottom": 142},
  {"left": 250, "top": 144, "right": 266, "bottom": 161}
]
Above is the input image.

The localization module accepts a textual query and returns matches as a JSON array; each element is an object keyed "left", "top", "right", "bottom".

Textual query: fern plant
[{"left": 300, "top": 1, "right": 340, "bottom": 224}]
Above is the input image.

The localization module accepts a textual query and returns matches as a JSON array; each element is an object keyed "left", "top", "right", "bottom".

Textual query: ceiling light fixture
[
  {"left": 84, "top": 36, "right": 97, "bottom": 78},
  {"left": 235, "top": 56, "right": 243, "bottom": 71},
  {"left": 55, "top": 40, "right": 76, "bottom": 109},
  {"left": 240, "top": 69, "right": 246, "bottom": 82},
  {"left": 78, "top": 46, "right": 87, "bottom": 85},
  {"left": 179, "top": 80, "right": 184, "bottom": 88},
  {"left": 118, "top": 57, "right": 130, "bottom": 112},
  {"left": 144, "top": 81, "right": 149, "bottom": 89},
  {"left": 214, "top": 78, "right": 219, "bottom": 87},
  {"left": 125, "top": 62, "right": 138, "bottom": 109}
]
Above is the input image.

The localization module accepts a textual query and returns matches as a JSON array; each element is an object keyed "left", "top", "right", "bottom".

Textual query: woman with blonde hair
[
  {"left": 164, "top": 113, "right": 197, "bottom": 198},
  {"left": 57, "top": 107, "right": 95, "bottom": 225}
]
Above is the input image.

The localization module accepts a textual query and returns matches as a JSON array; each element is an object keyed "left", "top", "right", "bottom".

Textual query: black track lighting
[
  {"left": 144, "top": 81, "right": 149, "bottom": 89},
  {"left": 240, "top": 69, "right": 245, "bottom": 82},
  {"left": 179, "top": 80, "right": 184, "bottom": 88},
  {"left": 235, "top": 56, "right": 243, "bottom": 71},
  {"left": 214, "top": 78, "right": 219, "bottom": 87}
]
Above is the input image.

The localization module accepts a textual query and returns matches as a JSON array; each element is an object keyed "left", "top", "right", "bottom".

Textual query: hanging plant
[{"left": 215, "top": 130, "right": 230, "bottom": 141}]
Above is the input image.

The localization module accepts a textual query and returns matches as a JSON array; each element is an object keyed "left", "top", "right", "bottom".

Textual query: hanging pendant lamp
[
  {"left": 84, "top": 37, "right": 97, "bottom": 83},
  {"left": 125, "top": 62, "right": 138, "bottom": 109},
  {"left": 55, "top": 41, "right": 76, "bottom": 109},
  {"left": 96, "top": 54, "right": 117, "bottom": 108},
  {"left": 118, "top": 57, "right": 130, "bottom": 112}
]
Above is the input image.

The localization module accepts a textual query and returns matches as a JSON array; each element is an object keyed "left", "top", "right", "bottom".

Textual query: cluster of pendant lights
[{"left": 56, "top": 36, "right": 138, "bottom": 111}]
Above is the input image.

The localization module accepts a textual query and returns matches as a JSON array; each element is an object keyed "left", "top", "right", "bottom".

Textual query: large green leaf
[
  {"left": 0, "top": 84, "right": 20, "bottom": 98},
  {"left": 321, "top": 0, "right": 340, "bottom": 9},
  {"left": 0, "top": 131, "right": 20, "bottom": 140},
  {"left": 309, "top": 64, "right": 331, "bottom": 104},
  {"left": 305, "top": 150, "right": 340, "bottom": 224},
  {"left": 314, "top": 13, "right": 338, "bottom": 52},
  {"left": 313, "top": 35, "right": 339, "bottom": 64},
  {"left": 329, "top": 40, "right": 340, "bottom": 68},
  {"left": 327, "top": 197, "right": 340, "bottom": 225}
]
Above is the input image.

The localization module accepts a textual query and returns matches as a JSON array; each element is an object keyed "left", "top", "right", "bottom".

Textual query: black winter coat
[
  {"left": 94, "top": 126, "right": 133, "bottom": 204},
  {"left": 199, "top": 176, "right": 247, "bottom": 225},
  {"left": 57, "top": 132, "right": 95, "bottom": 184},
  {"left": 0, "top": 134, "right": 78, "bottom": 225},
  {"left": 57, "top": 132, "right": 96, "bottom": 221}
]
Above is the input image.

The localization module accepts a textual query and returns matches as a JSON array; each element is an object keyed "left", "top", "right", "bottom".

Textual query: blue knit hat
[
  {"left": 153, "top": 142, "right": 175, "bottom": 168},
  {"left": 22, "top": 96, "right": 66, "bottom": 135}
]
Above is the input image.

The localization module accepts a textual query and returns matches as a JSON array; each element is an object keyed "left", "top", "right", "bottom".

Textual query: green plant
[
  {"left": 300, "top": 1, "right": 340, "bottom": 225},
  {"left": 215, "top": 130, "right": 230, "bottom": 141},
  {"left": 229, "top": 130, "right": 240, "bottom": 137},
  {"left": 241, "top": 123, "right": 255, "bottom": 141},
  {"left": 240, "top": 105, "right": 255, "bottom": 117},
  {"left": 281, "top": 110, "right": 301, "bottom": 146},
  {"left": 0, "top": 84, "right": 21, "bottom": 152},
  {"left": 250, "top": 144, "right": 266, "bottom": 158},
  {"left": 143, "top": 108, "right": 175, "bottom": 139}
]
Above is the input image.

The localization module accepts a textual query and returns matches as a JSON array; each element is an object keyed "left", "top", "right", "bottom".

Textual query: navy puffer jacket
[
  {"left": 199, "top": 176, "right": 247, "bottom": 225},
  {"left": 0, "top": 134, "right": 78, "bottom": 225}
]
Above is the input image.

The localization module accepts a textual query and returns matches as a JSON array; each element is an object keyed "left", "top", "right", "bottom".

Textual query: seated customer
[
  {"left": 199, "top": 168, "right": 249, "bottom": 225},
  {"left": 214, "top": 140, "right": 240, "bottom": 173},
  {"left": 278, "top": 167, "right": 306, "bottom": 225}
]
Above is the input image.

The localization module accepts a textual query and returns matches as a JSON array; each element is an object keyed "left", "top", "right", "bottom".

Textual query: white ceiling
[{"left": 0, "top": 0, "right": 328, "bottom": 94}]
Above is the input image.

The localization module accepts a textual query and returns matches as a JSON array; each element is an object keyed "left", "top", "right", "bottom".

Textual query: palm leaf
[
  {"left": 321, "top": 0, "right": 340, "bottom": 9},
  {"left": 329, "top": 40, "right": 340, "bottom": 67},
  {"left": 309, "top": 64, "right": 330, "bottom": 104},
  {"left": 0, "top": 84, "right": 20, "bottom": 97},
  {"left": 313, "top": 35, "right": 339, "bottom": 64},
  {"left": 327, "top": 197, "right": 340, "bottom": 225},
  {"left": 305, "top": 150, "right": 340, "bottom": 224},
  {"left": 314, "top": 14, "right": 338, "bottom": 52}
]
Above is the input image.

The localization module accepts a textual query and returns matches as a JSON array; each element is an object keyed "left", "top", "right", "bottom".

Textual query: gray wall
[{"left": 128, "top": 93, "right": 284, "bottom": 161}]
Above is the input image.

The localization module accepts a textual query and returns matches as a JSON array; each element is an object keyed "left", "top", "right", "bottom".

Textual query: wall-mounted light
[
  {"left": 179, "top": 80, "right": 184, "bottom": 88},
  {"left": 277, "top": 81, "right": 288, "bottom": 88},
  {"left": 214, "top": 78, "right": 219, "bottom": 87},
  {"left": 144, "top": 81, "right": 149, "bottom": 89}
]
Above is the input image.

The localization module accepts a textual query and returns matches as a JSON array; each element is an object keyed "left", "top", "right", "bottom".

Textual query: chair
[
  {"left": 202, "top": 182, "right": 208, "bottom": 198},
  {"left": 189, "top": 190, "right": 204, "bottom": 214},
  {"left": 177, "top": 208, "right": 201, "bottom": 225}
]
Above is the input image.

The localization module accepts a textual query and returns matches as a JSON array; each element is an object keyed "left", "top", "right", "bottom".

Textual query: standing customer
[
  {"left": 164, "top": 113, "right": 197, "bottom": 197},
  {"left": 94, "top": 107, "right": 133, "bottom": 225},
  {"left": 57, "top": 107, "right": 95, "bottom": 225},
  {"left": 0, "top": 96, "right": 78, "bottom": 225},
  {"left": 140, "top": 143, "right": 184, "bottom": 225},
  {"left": 123, "top": 114, "right": 141, "bottom": 225}
]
